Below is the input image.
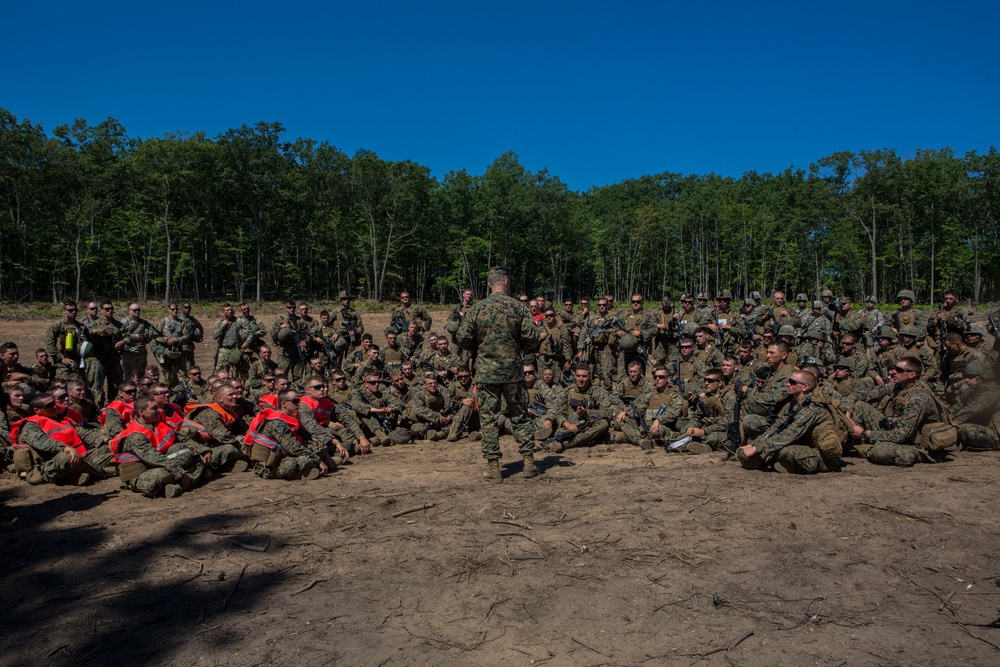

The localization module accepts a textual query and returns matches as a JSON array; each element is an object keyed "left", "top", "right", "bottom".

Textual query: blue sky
[{"left": 4, "top": 1, "right": 998, "bottom": 191}]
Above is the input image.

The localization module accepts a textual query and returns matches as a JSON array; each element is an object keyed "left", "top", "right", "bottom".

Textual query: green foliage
[{"left": 1, "top": 107, "right": 999, "bottom": 305}]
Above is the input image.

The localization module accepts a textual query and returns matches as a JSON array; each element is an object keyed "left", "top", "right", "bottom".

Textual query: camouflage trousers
[
  {"left": 448, "top": 404, "right": 481, "bottom": 440},
  {"left": 159, "top": 356, "right": 188, "bottom": 388},
  {"left": 83, "top": 356, "right": 106, "bottom": 405},
  {"left": 590, "top": 345, "right": 617, "bottom": 388},
  {"left": 126, "top": 461, "right": 207, "bottom": 497},
  {"left": 255, "top": 455, "right": 317, "bottom": 480},
  {"left": 741, "top": 444, "right": 827, "bottom": 474},
  {"left": 958, "top": 424, "right": 1000, "bottom": 452},
  {"left": 553, "top": 418, "right": 611, "bottom": 450},
  {"left": 741, "top": 413, "right": 772, "bottom": 442},
  {"left": 16, "top": 447, "right": 110, "bottom": 485},
  {"left": 357, "top": 415, "right": 412, "bottom": 446},
  {"left": 121, "top": 351, "right": 148, "bottom": 383},
  {"left": 167, "top": 443, "right": 244, "bottom": 472},
  {"left": 477, "top": 382, "right": 535, "bottom": 460}
]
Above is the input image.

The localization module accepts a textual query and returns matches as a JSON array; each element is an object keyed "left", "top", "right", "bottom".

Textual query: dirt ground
[{"left": 3, "top": 307, "right": 1000, "bottom": 666}]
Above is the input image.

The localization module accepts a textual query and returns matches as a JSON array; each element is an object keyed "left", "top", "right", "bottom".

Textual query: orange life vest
[
  {"left": 243, "top": 409, "right": 302, "bottom": 453},
  {"left": 11, "top": 415, "right": 86, "bottom": 456},
  {"left": 99, "top": 400, "right": 134, "bottom": 427},
  {"left": 299, "top": 395, "right": 333, "bottom": 426}
]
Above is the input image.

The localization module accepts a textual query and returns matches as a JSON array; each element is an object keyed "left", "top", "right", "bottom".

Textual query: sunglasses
[
  {"left": 631, "top": 300, "right": 642, "bottom": 304},
  {"left": 53, "top": 393, "right": 69, "bottom": 400},
  {"left": 285, "top": 397, "right": 301, "bottom": 404},
  {"left": 151, "top": 390, "right": 169, "bottom": 396},
  {"left": 787, "top": 378, "right": 806, "bottom": 386},
  {"left": 122, "top": 389, "right": 137, "bottom": 395},
  {"left": 308, "top": 384, "right": 326, "bottom": 390},
  {"left": 891, "top": 366, "right": 913, "bottom": 374},
  {"left": 653, "top": 374, "right": 668, "bottom": 379}
]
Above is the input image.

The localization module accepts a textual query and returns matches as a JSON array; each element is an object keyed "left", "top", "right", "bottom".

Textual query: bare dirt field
[{"left": 3, "top": 307, "right": 1000, "bottom": 666}]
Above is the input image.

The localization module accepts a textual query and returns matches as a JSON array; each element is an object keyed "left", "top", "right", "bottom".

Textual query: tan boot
[
  {"left": 482, "top": 459, "right": 502, "bottom": 483},
  {"left": 522, "top": 455, "right": 539, "bottom": 478}
]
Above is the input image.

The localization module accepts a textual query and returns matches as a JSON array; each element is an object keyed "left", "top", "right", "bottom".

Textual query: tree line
[{"left": 2, "top": 107, "right": 998, "bottom": 308}]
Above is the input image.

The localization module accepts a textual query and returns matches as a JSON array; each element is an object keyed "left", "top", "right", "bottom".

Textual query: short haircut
[
  {"left": 278, "top": 389, "right": 298, "bottom": 404},
  {"left": 897, "top": 356, "right": 924, "bottom": 375},
  {"left": 134, "top": 396, "right": 154, "bottom": 412},
  {"left": 30, "top": 393, "right": 54, "bottom": 409}
]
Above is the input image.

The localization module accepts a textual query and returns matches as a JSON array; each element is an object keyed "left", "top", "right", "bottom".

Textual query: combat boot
[
  {"left": 522, "top": 455, "right": 539, "bottom": 478},
  {"left": 482, "top": 459, "right": 502, "bottom": 483}
]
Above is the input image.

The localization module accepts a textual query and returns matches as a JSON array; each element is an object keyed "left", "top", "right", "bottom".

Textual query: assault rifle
[
  {"left": 630, "top": 400, "right": 647, "bottom": 435},
  {"left": 390, "top": 312, "right": 408, "bottom": 335},
  {"left": 723, "top": 380, "right": 744, "bottom": 461},
  {"left": 321, "top": 335, "right": 340, "bottom": 370},
  {"left": 937, "top": 306, "right": 947, "bottom": 359},
  {"left": 357, "top": 390, "right": 391, "bottom": 432},
  {"left": 527, "top": 401, "right": 548, "bottom": 418},
  {"left": 538, "top": 417, "right": 597, "bottom": 453}
]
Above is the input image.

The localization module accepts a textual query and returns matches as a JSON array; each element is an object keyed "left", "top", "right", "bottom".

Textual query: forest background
[{"left": 2, "top": 107, "right": 998, "bottom": 309}]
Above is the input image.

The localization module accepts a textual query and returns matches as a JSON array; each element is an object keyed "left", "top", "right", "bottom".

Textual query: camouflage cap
[
  {"left": 876, "top": 325, "right": 897, "bottom": 340},
  {"left": 963, "top": 358, "right": 994, "bottom": 379},
  {"left": 965, "top": 322, "right": 988, "bottom": 337},
  {"left": 795, "top": 293, "right": 808, "bottom": 302},
  {"left": 897, "top": 289, "right": 916, "bottom": 302},
  {"left": 778, "top": 325, "right": 797, "bottom": 337},
  {"left": 749, "top": 291, "right": 762, "bottom": 300},
  {"left": 838, "top": 296, "right": 852, "bottom": 305},
  {"left": 898, "top": 325, "right": 921, "bottom": 338},
  {"left": 865, "top": 295, "right": 877, "bottom": 303},
  {"left": 812, "top": 300, "right": 824, "bottom": 308},
  {"left": 717, "top": 288, "right": 733, "bottom": 300},
  {"left": 833, "top": 361, "right": 852, "bottom": 371}
]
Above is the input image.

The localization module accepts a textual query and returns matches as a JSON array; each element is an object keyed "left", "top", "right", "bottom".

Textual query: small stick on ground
[
  {"left": 491, "top": 519, "right": 532, "bottom": 530},
  {"left": 571, "top": 637, "right": 609, "bottom": 658},
  {"left": 291, "top": 578, "right": 327, "bottom": 596},
  {"left": 392, "top": 503, "right": 436, "bottom": 518},
  {"left": 231, "top": 537, "right": 270, "bottom": 552},
  {"left": 221, "top": 564, "right": 248, "bottom": 610},
  {"left": 566, "top": 539, "right": 587, "bottom": 553}
]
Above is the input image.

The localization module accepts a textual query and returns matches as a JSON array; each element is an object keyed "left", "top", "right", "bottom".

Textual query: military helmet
[
  {"left": 897, "top": 289, "right": 916, "bottom": 302},
  {"left": 696, "top": 292, "right": 709, "bottom": 301},
  {"left": 79, "top": 340, "right": 94, "bottom": 358},
  {"left": 227, "top": 348, "right": 243, "bottom": 366},
  {"left": 898, "top": 325, "right": 921, "bottom": 338},
  {"left": 795, "top": 293, "right": 808, "bottom": 302},
  {"left": 812, "top": 300, "right": 824, "bottom": 309},
  {"left": 750, "top": 291, "right": 762, "bottom": 301},
  {"left": 778, "top": 325, "right": 797, "bottom": 337},
  {"left": 338, "top": 289, "right": 354, "bottom": 300},
  {"left": 742, "top": 298, "right": 755, "bottom": 308},
  {"left": 276, "top": 327, "right": 296, "bottom": 344},
  {"left": 876, "top": 325, "right": 897, "bottom": 340},
  {"left": 963, "top": 358, "right": 994, "bottom": 379},
  {"left": 680, "top": 293, "right": 694, "bottom": 301},
  {"left": 865, "top": 295, "right": 877, "bottom": 304},
  {"left": 837, "top": 296, "right": 852, "bottom": 306},
  {"left": 965, "top": 322, "right": 988, "bottom": 337},
  {"left": 717, "top": 288, "right": 733, "bottom": 300},
  {"left": 800, "top": 356, "right": 823, "bottom": 369},
  {"left": 333, "top": 336, "right": 349, "bottom": 352},
  {"left": 618, "top": 333, "right": 640, "bottom": 351},
  {"left": 163, "top": 346, "right": 182, "bottom": 360},
  {"left": 821, "top": 289, "right": 834, "bottom": 298}
]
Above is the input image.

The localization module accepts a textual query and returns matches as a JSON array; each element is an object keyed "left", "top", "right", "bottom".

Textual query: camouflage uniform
[
  {"left": 744, "top": 397, "right": 838, "bottom": 474},
  {"left": 618, "top": 308, "right": 658, "bottom": 374},
  {"left": 547, "top": 383, "right": 624, "bottom": 451},
  {"left": 742, "top": 363, "right": 794, "bottom": 439},
  {"left": 446, "top": 380, "right": 481, "bottom": 440},
  {"left": 695, "top": 386, "right": 738, "bottom": 452},
  {"left": 580, "top": 311, "right": 619, "bottom": 388},
  {"left": 44, "top": 315, "right": 89, "bottom": 380},
  {"left": 116, "top": 429, "right": 205, "bottom": 497},
  {"left": 456, "top": 290, "right": 543, "bottom": 461},
  {"left": 213, "top": 317, "right": 254, "bottom": 379},
  {"left": 247, "top": 357, "right": 279, "bottom": 401},
  {"left": 951, "top": 381, "right": 1000, "bottom": 451},
  {"left": 537, "top": 320, "right": 573, "bottom": 372},
  {"left": 850, "top": 382, "right": 944, "bottom": 466},
  {"left": 246, "top": 415, "right": 321, "bottom": 480},
  {"left": 631, "top": 384, "right": 686, "bottom": 447},
  {"left": 270, "top": 314, "right": 304, "bottom": 380},
  {"left": 406, "top": 384, "right": 455, "bottom": 440},
  {"left": 181, "top": 314, "right": 204, "bottom": 368},
  {"left": 81, "top": 313, "right": 121, "bottom": 402},
  {"left": 119, "top": 315, "right": 156, "bottom": 381},
  {"left": 651, "top": 307, "right": 680, "bottom": 364},
  {"left": 799, "top": 309, "right": 831, "bottom": 360},
  {"left": 350, "top": 385, "right": 411, "bottom": 445},
  {"left": 13, "top": 419, "right": 111, "bottom": 485},
  {"left": 155, "top": 314, "right": 190, "bottom": 387},
  {"left": 391, "top": 303, "right": 433, "bottom": 333}
]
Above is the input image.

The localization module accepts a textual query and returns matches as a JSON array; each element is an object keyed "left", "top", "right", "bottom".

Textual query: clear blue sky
[{"left": 5, "top": 1, "right": 998, "bottom": 191}]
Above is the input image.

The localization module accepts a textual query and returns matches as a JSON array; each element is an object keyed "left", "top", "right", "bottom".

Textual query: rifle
[
  {"left": 213, "top": 319, "right": 232, "bottom": 370},
  {"left": 630, "top": 401, "right": 648, "bottom": 435},
  {"left": 937, "top": 306, "right": 947, "bottom": 359},
  {"left": 527, "top": 401, "right": 548, "bottom": 419},
  {"left": 538, "top": 417, "right": 596, "bottom": 452},
  {"left": 672, "top": 359, "right": 687, "bottom": 396},
  {"left": 292, "top": 323, "right": 309, "bottom": 370},
  {"left": 175, "top": 381, "right": 198, "bottom": 407},
  {"left": 357, "top": 390, "right": 391, "bottom": 432},
  {"left": 321, "top": 335, "right": 340, "bottom": 370},
  {"left": 988, "top": 313, "right": 999, "bottom": 339},
  {"left": 723, "top": 380, "right": 744, "bottom": 461},
  {"left": 390, "top": 311, "right": 408, "bottom": 335},
  {"left": 874, "top": 355, "right": 888, "bottom": 382}
]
